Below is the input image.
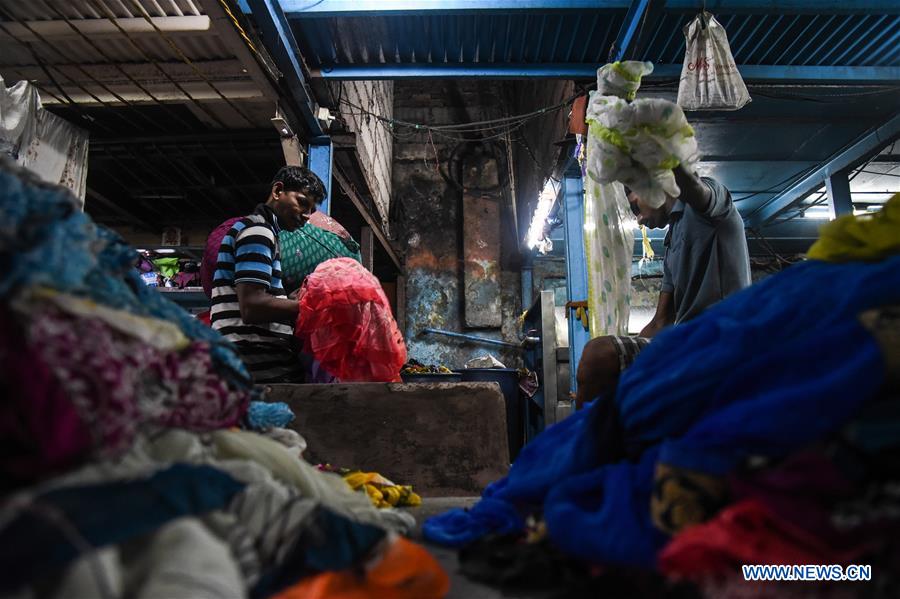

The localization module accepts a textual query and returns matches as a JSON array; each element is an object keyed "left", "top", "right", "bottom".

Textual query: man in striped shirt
[{"left": 211, "top": 166, "right": 325, "bottom": 383}]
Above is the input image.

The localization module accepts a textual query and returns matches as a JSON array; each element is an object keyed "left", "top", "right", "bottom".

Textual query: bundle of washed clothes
[
  {"left": 426, "top": 194, "right": 900, "bottom": 597},
  {"left": 0, "top": 161, "right": 448, "bottom": 599}
]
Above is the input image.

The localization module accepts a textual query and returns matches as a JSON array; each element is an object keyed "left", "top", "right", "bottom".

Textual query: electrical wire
[
  {"left": 85, "top": 0, "right": 229, "bottom": 129},
  {"left": 0, "top": 9, "right": 150, "bottom": 133},
  {"left": 338, "top": 93, "right": 578, "bottom": 139},
  {"left": 733, "top": 162, "right": 822, "bottom": 203},
  {"left": 124, "top": 0, "right": 256, "bottom": 127}
]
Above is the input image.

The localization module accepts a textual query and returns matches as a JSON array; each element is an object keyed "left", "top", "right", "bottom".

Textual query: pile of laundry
[
  {"left": 0, "top": 160, "right": 447, "bottom": 599},
  {"left": 425, "top": 194, "right": 900, "bottom": 597},
  {"left": 137, "top": 253, "right": 201, "bottom": 288}
]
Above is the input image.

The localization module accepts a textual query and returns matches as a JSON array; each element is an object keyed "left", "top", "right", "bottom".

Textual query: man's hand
[
  {"left": 673, "top": 164, "right": 711, "bottom": 213},
  {"left": 236, "top": 282, "right": 299, "bottom": 325},
  {"left": 640, "top": 290, "right": 675, "bottom": 338}
]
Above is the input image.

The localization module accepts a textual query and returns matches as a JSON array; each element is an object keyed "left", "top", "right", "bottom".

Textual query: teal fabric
[{"left": 278, "top": 225, "right": 361, "bottom": 291}]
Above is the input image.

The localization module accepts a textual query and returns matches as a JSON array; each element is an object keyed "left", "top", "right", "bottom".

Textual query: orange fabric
[
  {"left": 295, "top": 258, "right": 406, "bottom": 382},
  {"left": 272, "top": 537, "right": 449, "bottom": 599}
]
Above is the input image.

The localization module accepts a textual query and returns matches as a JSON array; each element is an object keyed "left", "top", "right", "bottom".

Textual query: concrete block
[{"left": 269, "top": 382, "right": 510, "bottom": 497}]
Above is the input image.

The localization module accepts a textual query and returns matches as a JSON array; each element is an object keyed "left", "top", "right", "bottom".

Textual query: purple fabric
[
  {"left": 201, "top": 217, "right": 241, "bottom": 298},
  {"left": 21, "top": 306, "right": 249, "bottom": 458},
  {"left": 0, "top": 308, "right": 92, "bottom": 485},
  {"left": 172, "top": 271, "right": 199, "bottom": 289}
]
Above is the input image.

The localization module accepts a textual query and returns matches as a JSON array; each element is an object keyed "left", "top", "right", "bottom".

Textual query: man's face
[
  {"left": 272, "top": 183, "right": 317, "bottom": 231},
  {"left": 627, "top": 191, "right": 670, "bottom": 229}
]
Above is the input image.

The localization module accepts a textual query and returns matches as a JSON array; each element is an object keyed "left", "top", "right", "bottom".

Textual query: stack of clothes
[
  {"left": 425, "top": 194, "right": 900, "bottom": 597},
  {"left": 0, "top": 161, "right": 448, "bottom": 599}
]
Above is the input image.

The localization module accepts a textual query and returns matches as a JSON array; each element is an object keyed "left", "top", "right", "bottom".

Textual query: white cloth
[
  {"left": 583, "top": 178, "right": 634, "bottom": 337},
  {"left": 0, "top": 78, "right": 89, "bottom": 206},
  {"left": 586, "top": 62, "right": 699, "bottom": 209}
]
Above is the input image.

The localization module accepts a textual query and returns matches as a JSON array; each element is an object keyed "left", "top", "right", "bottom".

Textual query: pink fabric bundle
[{"left": 295, "top": 258, "right": 406, "bottom": 382}]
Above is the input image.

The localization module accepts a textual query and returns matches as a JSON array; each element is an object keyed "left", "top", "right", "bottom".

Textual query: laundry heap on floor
[
  {"left": 425, "top": 193, "right": 900, "bottom": 597},
  {"left": 0, "top": 160, "right": 447, "bottom": 599}
]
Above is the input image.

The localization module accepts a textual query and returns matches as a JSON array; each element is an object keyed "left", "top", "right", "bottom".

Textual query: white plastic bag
[{"left": 677, "top": 12, "right": 751, "bottom": 111}]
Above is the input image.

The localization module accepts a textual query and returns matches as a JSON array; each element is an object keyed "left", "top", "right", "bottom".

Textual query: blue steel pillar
[
  {"left": 521, "top": 254, "right": 534, "bottom": 310},
  {"left": 562, "top": 166, "right": 589, "bottom": 396},
  {"left": 826, "top": 168, "right": 853, "bottom": 219},
  {"left": 309, "top": 141, "right": 333, "bottom": 215}
]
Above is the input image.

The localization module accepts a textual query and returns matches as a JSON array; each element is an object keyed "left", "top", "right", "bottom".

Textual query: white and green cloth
[
  {"left": 582, "top": 61, "right": 698, "bottom": 336},
  {"left": 586, "top": 61, "right": 699, "bottom": 209},
  {"left": 278, "top": 225, "right": 361, "bottom": 292}
]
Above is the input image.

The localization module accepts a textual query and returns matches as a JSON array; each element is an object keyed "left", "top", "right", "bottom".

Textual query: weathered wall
[
  {"left": 334, "top": 80, "right": 394, "bottom": 231},
  {"left": 393, "top": 80, "right": 523, "bottom": 369}
]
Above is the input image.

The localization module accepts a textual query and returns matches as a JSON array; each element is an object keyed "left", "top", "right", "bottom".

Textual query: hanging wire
[
  {"left": 0, "top": 5, "right": 163, "bottom": 133},
  {"left": 338, "top": 92, "right": 579, "bottom": 139},
  {"left": 85, "top": 0, "right": 231, "bottom": 129},
  {"left": 40, "top": 0, "right": 197, "bottom": 132},
  {"left": 124, "top": 0, "right": 256, "bottom": 126}
]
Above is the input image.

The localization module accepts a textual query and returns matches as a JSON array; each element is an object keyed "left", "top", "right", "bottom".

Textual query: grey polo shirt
[{"left": 662, "top": 177, "right": 751, "bottom": 323}]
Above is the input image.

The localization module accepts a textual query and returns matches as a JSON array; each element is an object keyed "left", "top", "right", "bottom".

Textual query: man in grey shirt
[{"left": 575, "top": 165, "right": 751, "bottom": 406}]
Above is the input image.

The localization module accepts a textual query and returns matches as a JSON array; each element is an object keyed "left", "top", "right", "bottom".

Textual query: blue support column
[
  {"left": 308, "top": 141, "right": 333, "bottom": 215},
  {"left": 826, "top": 168, "right": 853, "bottom": 219},
  {"left": 562, "top": 168, "right": 589, "bottom": 397},
  {"left": 521, "top": 254, "right": 534, "bottom": 310}
]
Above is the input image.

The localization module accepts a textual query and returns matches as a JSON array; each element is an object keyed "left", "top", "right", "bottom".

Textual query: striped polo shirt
[{"left": 210, "top": 204, "right": 303, "bottom": 383}]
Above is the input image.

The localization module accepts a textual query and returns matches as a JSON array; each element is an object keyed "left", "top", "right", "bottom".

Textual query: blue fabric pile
[
  {"left": 425, "top": 255, "right": 900, "bottom": 568},
  {"left": 0, "top": 165, "right": 252, "bottom": 389}
]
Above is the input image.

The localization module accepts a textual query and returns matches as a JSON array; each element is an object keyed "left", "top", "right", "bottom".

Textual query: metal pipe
[
  {"left": 422, "top": 328, "right": 528, "bottom": 350},
  {"left": 311, "top": 63, "right": 900, "bottom": 82}
]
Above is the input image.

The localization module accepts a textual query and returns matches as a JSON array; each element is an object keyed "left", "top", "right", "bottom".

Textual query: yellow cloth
[
  {"left": 640, "top": 225, "right": 655, "bottom": 260},
  {"left": 343, "top": 471, "right": 422, "bottom": 509},
  {"left": 807, "top": 193, "right": 900, "bottom": 262}
]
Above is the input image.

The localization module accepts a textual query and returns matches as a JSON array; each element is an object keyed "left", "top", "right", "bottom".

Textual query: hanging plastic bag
[{"left": 677, "top": 12, "right": 751, "bottom": 111}]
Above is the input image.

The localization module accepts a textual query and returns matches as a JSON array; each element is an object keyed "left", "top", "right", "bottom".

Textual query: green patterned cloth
[{"left": 278, "top": 224, "right": 361, "bottom": 292}]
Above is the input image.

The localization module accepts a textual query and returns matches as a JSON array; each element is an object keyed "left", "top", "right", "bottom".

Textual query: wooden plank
[
  {"left": 360, "top": 225, "right": 374, "bottom": 272},
  {"left": 332, "top": 168, "right": 402, "bottom": 272}
]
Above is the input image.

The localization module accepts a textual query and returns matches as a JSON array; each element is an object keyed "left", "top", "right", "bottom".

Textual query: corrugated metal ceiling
[
  {"left": 291, "top": 9, "right": 900, "bottom": 69},
  {"left": 0, "top": 0, "right": 235, "bottom": 67}
]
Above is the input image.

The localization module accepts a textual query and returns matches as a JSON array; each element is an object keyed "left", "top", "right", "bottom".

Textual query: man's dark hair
[
  {"left": 271, "top": 165, "right": 326, "bottom": 201},
  {"left": 623, "top": 185, "right": 633, "bottom": 197}
]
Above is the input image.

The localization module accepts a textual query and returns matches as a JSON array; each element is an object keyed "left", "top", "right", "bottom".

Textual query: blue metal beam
[
  {"left": 826, "top": 168, "right": 854, "bottom": 218},
  {"left": 562, "top": 169, "right": 589, "bottom": 397},
  {"left": 308, "top": 141, "right": 333, "bottom": 215},
  {"left": 311, "top": 63, "right": 900, "bottom": 81},
  {"left": 284, "top": 0, "right": 626, "bottom": 15},
  {"left": 246, "top": 0, "right": 324, "bottom": 138},
  {"left": 747, "top": 112, "right": 900, "bottom": 225},
  {"left": 279, "top": 0, "right": 900, "bottom": 16},
  {"left": 610, "top": 0, "right": 667, "bottom": 62}
]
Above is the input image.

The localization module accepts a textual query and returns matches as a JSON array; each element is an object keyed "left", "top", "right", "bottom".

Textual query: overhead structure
[
  {"left": 232, "top": 0, "right": 900, "bottom": 228},
  {"left": 272, "top": 0, "right": 900, "bottom": 83}
]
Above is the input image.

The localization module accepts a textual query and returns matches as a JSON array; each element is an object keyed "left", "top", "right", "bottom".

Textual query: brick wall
[{"left": 335, "top": 80, "right": 394, "bottom": 231}]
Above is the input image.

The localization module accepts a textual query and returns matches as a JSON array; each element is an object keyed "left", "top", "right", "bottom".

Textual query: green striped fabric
[{"left": 278, "top": 224, "right": 362, "bottom": 291}]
